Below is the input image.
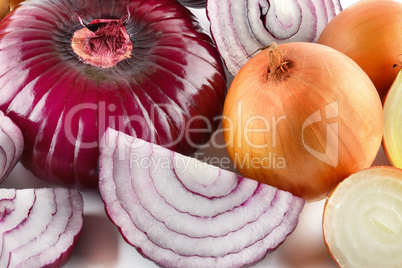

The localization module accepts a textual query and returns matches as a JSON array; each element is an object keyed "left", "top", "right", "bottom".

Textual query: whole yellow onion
[
  {"left": 223, "top": 42, "right": 383, "bottom": 201},
  {"left": 318, "top": 0, "right": 402, "bottom": 100}
]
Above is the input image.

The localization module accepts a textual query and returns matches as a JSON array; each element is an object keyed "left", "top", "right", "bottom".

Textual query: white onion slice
[
  {"left": 207, "top": 0, "right": 342, "bottom": 75},
  {"left": 0, "top": 188, "right": 84, "bottom": 267},
  {"left": 99, "top": 128, "right": 305, "bottom": 268},
  {"left": 323, "top": 167, "right": 402, "bottom": 268},
  {"left": 0, "top": 111, "right": 23, "bottom": 184}
]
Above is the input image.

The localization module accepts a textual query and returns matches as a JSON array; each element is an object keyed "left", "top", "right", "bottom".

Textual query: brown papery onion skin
[
  {"left": 223, "top": 42, "right": 383, "bottom": 202},
  {"left": 0, "top": 0, "right": 9, "bottom": 20},
  {"left": 9, "top": 0, "right": 24, "bottom": 9},
  {"left": 318, "top": 0, "right": 402, "bottom": 100}
]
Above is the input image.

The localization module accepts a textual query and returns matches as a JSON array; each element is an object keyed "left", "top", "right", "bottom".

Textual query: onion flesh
[
  {"left": 0, "top": 188, "right": 83, "bottom": 267},
  {"left": 383, "top": 69, "right": 402, "bottom": 168},
  {"left": 323, "top": 167, "right": 402, "bottom": 268},
  {"left": 0, "top": 110, "right": 23, "bottom": 184},
  {"left": 206, "top": 0, "right": 342, "bottom": 75},
  {"left": 99, "top": 128, "right": 305, "bottom": 268}
]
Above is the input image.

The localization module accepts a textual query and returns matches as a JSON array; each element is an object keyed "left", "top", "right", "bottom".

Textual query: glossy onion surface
[
  {"left": 318, "top": 0, "right": 402, "bottom": 100},
  {"left": 99, "top": 128, "right": 305, "bottom": 268},
  {"left": 222, "top": 42, "right": 383, "bottom": 201},
  {"left": 0, "top": 0, "right": 227, "bottom": 188}
]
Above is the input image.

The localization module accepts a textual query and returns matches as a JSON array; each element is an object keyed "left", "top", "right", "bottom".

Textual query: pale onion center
[{"left": 71, "top": 18, "right": 133, "bottom": 68}]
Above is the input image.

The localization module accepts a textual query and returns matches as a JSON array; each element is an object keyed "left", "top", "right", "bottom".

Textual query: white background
[{"left": 2, "top": 0, "right": 392, "bottom": 267}]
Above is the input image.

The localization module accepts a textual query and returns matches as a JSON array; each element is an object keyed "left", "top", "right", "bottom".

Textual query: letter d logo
[{"left": 302, "top": 101, "right": 339, "bottom": 167}]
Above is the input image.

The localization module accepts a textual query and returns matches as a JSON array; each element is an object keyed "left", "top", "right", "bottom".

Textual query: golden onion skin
[
  {"left": 223, "top": 42, "right": 383, "bottom": 201},
  {"left": 318, "top": 0, "right": 402, "bottom": 100}
]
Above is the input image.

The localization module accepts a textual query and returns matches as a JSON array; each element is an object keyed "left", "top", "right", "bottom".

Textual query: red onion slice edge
[
  {"left": 206, "top": 0, "right": 342, "bottom": 76},
  {"left": 0, "top": 188, "right": 84, "bottom": 267},
  {"left": 0, "top": 110, "right": 24, "bottom": 184},
  {"left": 99, "top": 128, "right": 305, "bottom": 268}
]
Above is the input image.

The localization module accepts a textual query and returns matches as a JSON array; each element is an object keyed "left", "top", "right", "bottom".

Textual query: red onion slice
[
  {"left": 0, "top": 111, "right": 23, "bottom": 184},
  {"left": 0, "top": 188, "right": 83, "bottom": 267},
  {"left": 207, "top": 0, "right": 342, "bottom": 75},
  {"left": 99, "top": 128, "right": 305, "bottom": 268}
]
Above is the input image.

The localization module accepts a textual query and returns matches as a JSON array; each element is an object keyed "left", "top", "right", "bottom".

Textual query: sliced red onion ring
[
  {"left": 0, "top": 188, "right": 83, "bottom": 267},
  {"left": 0, "top": 110, "right": 23, "bottom": 184},
  {"left": 99, "top": 128, "right": 305, "bottom": 268},
  {"left": 207, "top": 0, "right": 342, "bottom": 75}
]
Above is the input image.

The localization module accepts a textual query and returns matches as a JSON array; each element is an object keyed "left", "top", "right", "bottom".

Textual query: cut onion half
[
  {"left": 0, "top": 188, "right": 84, "bottom": 267},
  {"left": 323, "top": 167, "right": 402, "bottom": 268},
  {"left": 99, "top": 128, "right": 305, "bottom": 268},
  {"left": 0, "top": 110, "right": 24, "bottom": 184},
  {"left": 207, "top": 0, "right": 342, "bottom": 75}
]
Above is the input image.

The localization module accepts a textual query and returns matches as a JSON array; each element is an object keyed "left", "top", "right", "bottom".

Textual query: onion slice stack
[
  {"left": 0, "top": 110, "right": 23, "bottom": 184},
  {"left": 99, "top": 128, "right": 305, "bottom": 268},
  {"left": 0, "top": 188, "right": 84, "bottom": 267},
  {"left": 207, "top": 0, "right": 342, "bottom": 75}
]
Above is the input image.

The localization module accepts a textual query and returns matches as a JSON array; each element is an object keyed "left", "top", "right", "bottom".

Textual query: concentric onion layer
[
  {"left": 99, "top": 128, "right": 305, "bottom": 268},
  {"left": 323, "top": 167, "right": 402, "bottom": 268},
  {"left": 0, "top": 0, "right": 227, "bottom": 188},
  {"left": 0, "top": 110, "right": 23, "bottom": 184},
  {"left": 0, "top": 188, "right": 84, "bottom": 267},
  {"left": 207, "top": 0, "right": 342, "bottom": 75}
]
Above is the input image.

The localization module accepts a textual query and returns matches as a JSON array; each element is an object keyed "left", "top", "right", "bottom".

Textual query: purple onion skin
[
  {"left": 0, "top": 0, "right": 227, "bottom": 188},
  {"left": 177, "top": 0, "right": 207, "bottom": 9}
]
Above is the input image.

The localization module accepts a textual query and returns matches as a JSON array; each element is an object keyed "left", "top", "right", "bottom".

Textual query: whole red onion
[{"left": 0, "top": 0, "right": 227, "bottom": 188}]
